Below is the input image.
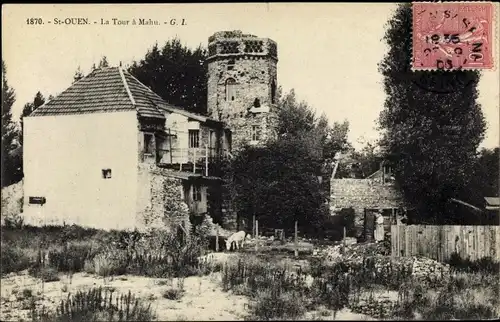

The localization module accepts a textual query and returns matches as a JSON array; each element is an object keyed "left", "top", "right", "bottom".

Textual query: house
[
  {"left": 22, "top": 66, "right": 231, "bottom": 231},
  {"left": 330, "top": 157, "right": 406, "bottom": 241},
  {"left": 483, "top": 197, "right": 500, "bottom": 225}
]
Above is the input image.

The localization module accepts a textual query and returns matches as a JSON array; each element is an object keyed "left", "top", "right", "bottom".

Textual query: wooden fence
[{"left": 390, "top": 225, "right": 500, "bottom": 262}]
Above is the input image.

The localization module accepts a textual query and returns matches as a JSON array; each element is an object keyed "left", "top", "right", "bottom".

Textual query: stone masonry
[
  {"left": 206, "top": 31, "right": 281, "bottom": 231},
  {"left": 206, "top": 30, "right": 279, "bottom": 153},
  {"left": 330, "top": 178, "right": 405, "bottom": 238}
]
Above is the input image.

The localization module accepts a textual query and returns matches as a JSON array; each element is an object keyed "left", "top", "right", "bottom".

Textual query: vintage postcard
[{"left": 1, "top": 3, "right": 499, "bottom": 321}]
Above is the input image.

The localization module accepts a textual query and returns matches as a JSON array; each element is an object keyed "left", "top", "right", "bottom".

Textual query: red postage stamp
[{"left": 412, "top": 2, "right": 495, "bottom": 70}]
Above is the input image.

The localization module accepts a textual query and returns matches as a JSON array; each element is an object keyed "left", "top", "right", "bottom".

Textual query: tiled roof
[{"left": 30, "top": 67, "right": 221, "bottom": 124}]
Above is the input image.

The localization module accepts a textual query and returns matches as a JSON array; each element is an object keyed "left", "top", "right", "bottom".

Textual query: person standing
[{"left": 375, "top": 211, "right": 385, "bottom": 243}]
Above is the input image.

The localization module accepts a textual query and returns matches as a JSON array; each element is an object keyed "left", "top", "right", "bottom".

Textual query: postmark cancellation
[{"left": 412, "top": 2, "right": 496, "bottom": 71}]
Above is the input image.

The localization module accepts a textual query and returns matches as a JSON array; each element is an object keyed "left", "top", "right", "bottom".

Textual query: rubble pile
[
  {"left": 349, "top": 296, "right": 396, "bottom": 319},
  {"left": 410, "top": 256, "right": 451, "bottom": 282}
]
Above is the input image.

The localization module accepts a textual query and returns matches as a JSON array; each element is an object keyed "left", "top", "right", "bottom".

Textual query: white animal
[{"left": 226, "top": 231, "right": 249, "bottom": 251}]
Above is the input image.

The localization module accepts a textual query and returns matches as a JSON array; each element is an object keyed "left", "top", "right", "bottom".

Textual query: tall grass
[
  {"left": 31, "top": 287, "right": 156, "bottom": 322},
  {"left": 1, "top": 225, "right": 209, "bottom": 279}
]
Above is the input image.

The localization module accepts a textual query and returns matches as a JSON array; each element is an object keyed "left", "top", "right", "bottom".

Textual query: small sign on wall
[{"left": 29, "top": 196, "right": 46, "bottom": 205}]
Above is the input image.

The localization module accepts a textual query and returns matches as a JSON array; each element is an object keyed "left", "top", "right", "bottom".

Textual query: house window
[
  {"left": 225, "top": 78, "right": 236, "bottom": 101},
  {"left": 102, "top": 169, "right": 112, "bottom": 179},
  {"left": 189, "top": 130, "right": 200, "bottom": 148},
  {"left": 144, "top": 133, "right": 154, "bottom": 154},
  {"left": 192, "top": 185, "right": 202, "bottom": 202},
  {"left": 251, "top": 125, "right": 261, "bottom": 141}
]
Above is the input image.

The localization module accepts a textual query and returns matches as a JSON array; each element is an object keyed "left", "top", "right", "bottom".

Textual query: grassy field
[{"left": 1, "top": 225, "right": 499, "bottom": 321}]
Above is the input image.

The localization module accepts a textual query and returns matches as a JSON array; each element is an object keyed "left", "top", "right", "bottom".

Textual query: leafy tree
[
  {"left": 19, "top": 91, "right": 45, "bottom": 145},
  {"left": 378, "top": 3, "right": 486, "bottom": 222},
  {"left": 226, "top": 89, "right": 351, "bottom": 235},
  {"left": 128, "top": 38, "right": 207, "bottom": 115},
  {"left": 232, "top": 138, "right": 324, "bottom": 235},
  {"left": 465, "top": 147, "right": 499, "bottom": 207},
  {"left": 1, "top": 60, "right": 21, "bottom": 187}
]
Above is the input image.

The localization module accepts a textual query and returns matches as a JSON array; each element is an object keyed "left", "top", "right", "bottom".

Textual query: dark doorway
[{"left": 364, "top": 209, "right": 376, "bottom": 242}]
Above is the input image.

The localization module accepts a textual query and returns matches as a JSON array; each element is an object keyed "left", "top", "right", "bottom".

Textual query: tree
[
  {"left": 73, "top": 66, "right": 84, "bottom": 83},
  {"left": 231, "top": 138, "right": 324, "bottom": 235},
  {"left": 1, "top": 60, "right": 21, "bottom": 187},
  {"left": 465, "top": 147, "right": 499, "bottom": 207},
  {"left": 128, "top": 38, "right": 208, "bottom": 115},
  {"left": 19, "top": 91, "right": 45, "bottom": 146},
  {"left": 227, "top": 89, "right": 351, "bottom": 236},
  {"left": 378, "top": 4, "right": 486, "bottom": 222}
]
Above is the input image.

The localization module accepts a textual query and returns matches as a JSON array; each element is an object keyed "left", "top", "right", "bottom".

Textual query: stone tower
[{"left": 206, "top": 30, "right": 278, "bottom": 153}]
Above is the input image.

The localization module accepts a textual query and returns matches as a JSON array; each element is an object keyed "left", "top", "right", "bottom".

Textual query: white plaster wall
[
  {"left": 165, "top": 112, "right": 189, "bottom": 163},
  {"left": 22, "top": 111, "right": 139, "bottom": 230}
]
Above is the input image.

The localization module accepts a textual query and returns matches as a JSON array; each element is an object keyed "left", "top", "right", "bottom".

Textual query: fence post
[
  {"left": 253, "top": 214, "right": 256, "bottom": 238},
  {"left": 294, "top": 220, "right": 298, "bottom": 258},
  {"left": 205, "top": 145, "right": 209, "bottom": 176},
  {"left": 216, "top": 226, "right": 219, "bottom": 252},
  {"left": 255, "top": 219, "right": 259, "bottom": 252}
]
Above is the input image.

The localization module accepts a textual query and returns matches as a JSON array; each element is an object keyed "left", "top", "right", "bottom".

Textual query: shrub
[
  {"left": 447, "top": 252, "right": 500, "bottom": 274},
  {"left": 394, "top": 273, "right": 500, "bottom": 320},
  {"left": 0, "top": 243, "right": 32, "bottom": 276},
  {"left": 48, "top": 242, "right": 99, "bottom": 273},
  {"left": 31, "top": 287, "right": 156, "bottom": 322},
  {"left": 29, "top": 266, "right": 60, "bottom": 282},
  {"left": 162, "top": 288, "right": 184, "bottom": 301},
  {"left": 221, "top": 256, "right": 309, "bottom": 299},
  {"left": 248, "top": 289, "right": 306, "bottom": 321},
  {"left": 162, "top": 277, "right": 185, "bottom": 300},
  {"left": 91, "top": 252, "right": 128, "bottom": 277}
]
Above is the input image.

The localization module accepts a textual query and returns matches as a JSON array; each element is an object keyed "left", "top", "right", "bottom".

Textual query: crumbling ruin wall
[
  {"left": 136, "top": 164, "right": 191, "bottom": 235},
  {"left": 330, "top": 178, "right": 404, "bottom": 238}
]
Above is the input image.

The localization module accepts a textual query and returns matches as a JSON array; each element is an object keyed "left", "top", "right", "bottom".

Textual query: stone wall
[
  {"left": 136, "top": 164, "right": 190, "bottom": 234},
  {"left": 330, "top": 178, "right": 405, "bottom": 238},
  {"left": 206, "top": 31, "right": 278, "bottom": 153}
]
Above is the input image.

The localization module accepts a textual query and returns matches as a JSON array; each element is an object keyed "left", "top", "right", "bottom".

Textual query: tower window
[
  {"left": 225, "top": 78, "right": 236, "bottom": 101},
  {"left": 227, "top": 59, "right": 235, "bottom": 71},
  {"left": 251, "top": 125, "right": 261, "bottom": 142},
  {"left": 271, "top": 80, "right": 276, "bottom": 104},
  {"left": 189, "top": 130, "right": 200, "bottom": 148},
  {"left": 253, "top": 98, "right": 261, "bottom": 107}
]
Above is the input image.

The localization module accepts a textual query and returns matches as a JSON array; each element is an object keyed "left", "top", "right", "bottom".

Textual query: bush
[
  {"left": 162, "top": 288, "right": 184, "bottom": 301},
  {"left": 221, "top": 256, "right": 309, "bottom": 298},
  {"left": 447, "top": 252, "right": 500, "bottom": 274},
  {"left": 29, "top": 266, "right": 60, "bottom": 282},
  {"left": 393, "top": 273, "right": 500, "bottom": 320},
  {"left": 0, "top": 243, "right": 32, "bottom": 276},
  {"left": 248, "top": 289, "right": 306, "bottom": 321},
  {"left": 90, "top": 252, "right": 128, "bottom": 277},
  {"left": 31, "top": 287, "right": 156, "bottom": 322},
  {"left": 48, "top": 242, "right": 99, "bottom": 273}
]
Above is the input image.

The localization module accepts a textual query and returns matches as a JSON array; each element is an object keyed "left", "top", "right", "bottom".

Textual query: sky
[{"left": 2, "top": 3, "right": 499, "bottom": 150}]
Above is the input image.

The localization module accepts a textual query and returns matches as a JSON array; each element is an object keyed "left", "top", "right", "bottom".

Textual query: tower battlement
[{"left": 207, "top": 30, "right": 278, "bottom": 61}]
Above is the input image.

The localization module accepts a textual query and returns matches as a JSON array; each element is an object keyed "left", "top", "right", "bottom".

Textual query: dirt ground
[
  {"left": 0, "top": 268, "right": 378, "bottom": 321},
  {"left": 0, "top": 270, "right": 249, "bottom": 321}
]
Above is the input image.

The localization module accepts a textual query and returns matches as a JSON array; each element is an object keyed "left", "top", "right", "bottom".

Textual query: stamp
[{"left": 412, "top": 2, "right": 495, "bottom": 70}]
